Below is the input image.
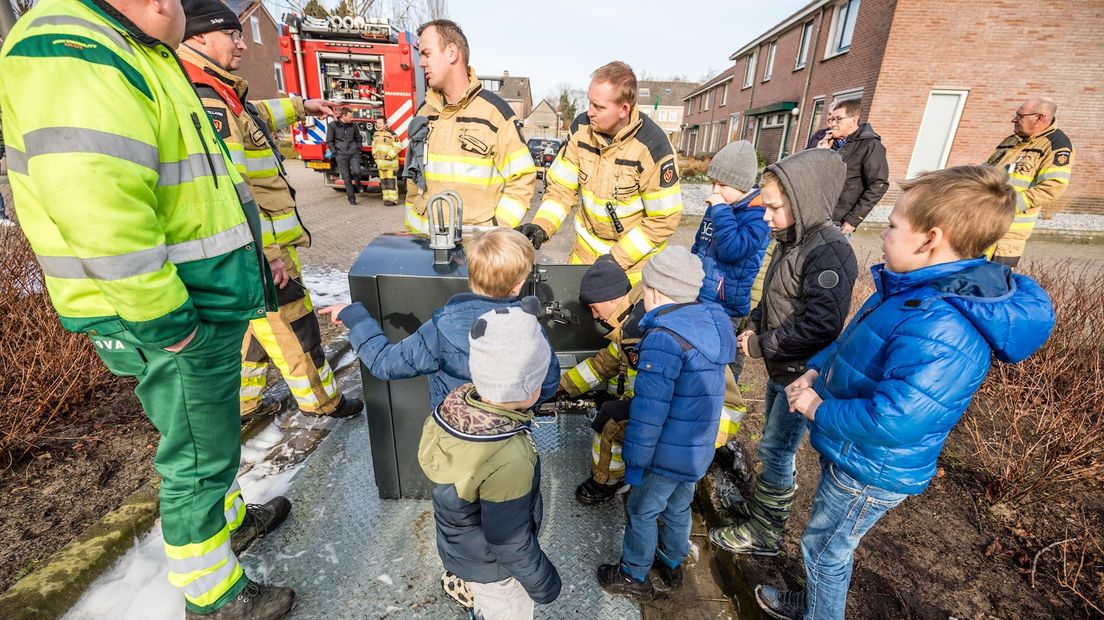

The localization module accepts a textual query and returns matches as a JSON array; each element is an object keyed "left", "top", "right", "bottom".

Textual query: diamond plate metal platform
[{"left": 239, "top": 407, "right": 642, "bottom": 619}]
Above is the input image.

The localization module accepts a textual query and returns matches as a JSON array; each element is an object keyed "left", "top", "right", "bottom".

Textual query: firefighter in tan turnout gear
[
  {"left": 519, "top": 61, "right": 683, "bottom": 284},
  {"left": 402, "top": 19, "right": 537, "bottom": 233},
  {"left": 372, "top": 117, "right": 401, "bottom": 205},
  {"left": 984, "top": 96, "right": 1074, "bottom": 267},
  {"left": 179, "top": 6, "right": 363, "bottom": 422}
]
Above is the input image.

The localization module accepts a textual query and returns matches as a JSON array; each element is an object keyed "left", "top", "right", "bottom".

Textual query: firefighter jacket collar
[
  {"left": 1007, "top": 119, "right": 1059, "bottom": 146},
  {"left": 179, "top": 45, "right": 249, "bottom": 100},
  {"left": 592, "top": 106, "right": 645, "bottom": 152},
  {"left": 423, "top": 67, "right": 483, "bottom": 115}
]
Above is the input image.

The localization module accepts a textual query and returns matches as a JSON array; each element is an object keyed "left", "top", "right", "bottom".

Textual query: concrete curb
[{"left": 0, "top": 336, "right": 354, "bottom": 619}]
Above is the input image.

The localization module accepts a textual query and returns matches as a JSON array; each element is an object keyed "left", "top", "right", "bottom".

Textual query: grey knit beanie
[
  {"left": 468, "top": 300, "right": 551, "bottom": 403},
  {"left": 707, "top": 140, "right": 758, "bottom": 192},
  {"left": 641, "top": 246, "right": 704, "bottom": 304}
]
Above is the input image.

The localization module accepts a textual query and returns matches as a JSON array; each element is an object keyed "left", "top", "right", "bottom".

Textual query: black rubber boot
[
  {"left": 240, "top": 396, "right": 284, "bottom": 425},
  {"left": 185, "top": 581, "right": 295, "bottom": 620},
  {"left": 755, "top": 584, "right": 806, "bottom": 620},
  {"left": 714, "top": 439, "right": 753, "bottom": 485},
  {"left": 575, "top": 477, "right": 627, "bottom": 505},
  {"left": 596, "top": 563, "right": 654, "bottom": 601},
  {"left": 652, "top": 554, "right": 683, "bottom": 589},
  {"left": 231, "top": 496, "right": 292, "bottom": 556},
  {"left": 319, "top": 396, "right": 362, "bottom": 419}
]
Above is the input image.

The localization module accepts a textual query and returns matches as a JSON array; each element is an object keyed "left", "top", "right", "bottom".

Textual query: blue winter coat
[
  {"left": 691, "top": 189, "right": 772, "bottom": 317},
  {"left": 339, "top": 294, "right": 561, "bottom": 409},
  {"left": 808, "top": 259, "right": 1055, "bottom": 495},
  {"left": 623, "top": 302, "right": 737, "bottom": 484}
]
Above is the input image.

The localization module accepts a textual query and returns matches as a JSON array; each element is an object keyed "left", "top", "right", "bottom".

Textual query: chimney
[{"left": 503, "top": 70, "right": 509, "bottom": 77}]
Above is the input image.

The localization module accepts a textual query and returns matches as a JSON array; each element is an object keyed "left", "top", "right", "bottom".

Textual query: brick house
[
  {"left": 637, "top": 80, "right": 700, "bottom": 147},
  {"left": 227, "top": 0, "right": 284, "bottom": 100},
  {"left": 689, "top": 0, "right": 1103, "bottom": 214},
  {"left": 680, "top": 67, "right": 737, "bottom": 157},
  {"left": 477, "top": 71, "right": 533, "bottom": 119},
  {"left": 523, "top": 99, "right": 561, "bottom": 139}
]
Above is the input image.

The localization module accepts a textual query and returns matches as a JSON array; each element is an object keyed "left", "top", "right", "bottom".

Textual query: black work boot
[
  {"left": 652, "top": 554, "right": 683, "bottom": 589},
  {"left": 596, "top": 563, "right": 654, "bottom": 601},
  {"left": 714, "top": 439, "right": 753, "bottom": 484},
  {"left": 185, "top": 581, "right": 295, "bottom": 620},
  {"left": 575, "top": 477, "right": 628, "bottom": 505},
  {"left": 347, "top": 195, "right": 357, "bottom": 205},
  {"left": 231, "top": 497, "right": 292, "bottom": 556},
  {"left": 755, "top": 584, "right": 806, "bottom": 620},
  {"left": 321, "top": 396, "right": 363, "bottom": 419},
  {"left": 241, "top": 396, "right": 283, "bottom": 425}
]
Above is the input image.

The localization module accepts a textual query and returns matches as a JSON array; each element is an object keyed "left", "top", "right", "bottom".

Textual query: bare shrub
[
  {"left": 0, "top": 226, "right": 122, "bottom": 469},
  {"left": 679, "top": 156, "right": 712, "bottom": 180},
  {"left": 964, "top": 262, "right": 1104, "bottom": 506}
]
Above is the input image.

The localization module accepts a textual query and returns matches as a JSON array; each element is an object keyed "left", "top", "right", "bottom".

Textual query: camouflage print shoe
[{"left": 709, "top": 477, "right": 795, "bottom": 556}]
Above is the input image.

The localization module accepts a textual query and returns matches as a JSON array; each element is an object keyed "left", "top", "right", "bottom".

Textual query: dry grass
[{"left": 0, "top": 226, "right": 122, "bottom": 469}]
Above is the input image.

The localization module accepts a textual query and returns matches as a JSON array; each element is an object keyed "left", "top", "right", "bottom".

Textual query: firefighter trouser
[
  {"left": 241, "top": 246, "right": 341, "bottom": 415},
  {"left": 336, "top": 153, "right": 362, "bottom": 200},
  {"left": 717, "top": 315, "right": 748, "bottom": 448},
  {"left": 591, "top": 399, "right": 631, "bottom": 484},
  {"left": 378, "top": 163, "right": 399, "bottom": 204},
  {"left": 90, "top": 321, "right": 250, "bottom": 614},
  {"left": 987, "top": 207, "right": 1039, "bottom": 268}
]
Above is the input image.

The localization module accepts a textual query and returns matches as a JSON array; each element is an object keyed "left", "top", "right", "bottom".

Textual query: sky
[{"left": 263, "top": 0, "right": 811, "bottom": 104}]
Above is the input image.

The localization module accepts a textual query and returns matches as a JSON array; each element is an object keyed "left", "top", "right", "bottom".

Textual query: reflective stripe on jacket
[
  {"left": 985, "top": 122, "right": 1074, "bottom": 216},
  {"left": 534, "top": 109, "right": 683, "bottom": 276},
  {"left": 372, "top": 128, "right": 400, "bottom": 170},
  {"left": 405, "top": 68, "right": 537, "bottom": 231},
  {"left": 0, "top": 0, "right": 273, "bottom": 348}
]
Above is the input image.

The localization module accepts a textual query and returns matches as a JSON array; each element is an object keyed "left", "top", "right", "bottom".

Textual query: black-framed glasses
[
  {"left": 221, "top": 29, "right": 243, "bottom": 43},
  {"left": 1014, "top": 112, "right": 1043, "bottom": 120},
  {"left": 826, "top": 115, "right": 853, "bottom": 124}
]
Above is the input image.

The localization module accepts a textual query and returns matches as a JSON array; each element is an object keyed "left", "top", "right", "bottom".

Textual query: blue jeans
[
  {"left": 800, "top": 462, "right": 907, "bottom": 620},
  {"left": 758, "top": 379, "right": 808, "bottom": 488},
  {"left": 620, "top": 470, "right": 696, "bottom": 581}
]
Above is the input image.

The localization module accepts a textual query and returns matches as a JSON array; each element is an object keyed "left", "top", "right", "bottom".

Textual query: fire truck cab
[{"left": 279, "top": 14, "right": 423, "bottom": 192}]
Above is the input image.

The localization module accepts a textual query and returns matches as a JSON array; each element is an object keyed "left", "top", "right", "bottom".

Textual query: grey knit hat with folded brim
[
  {"left": 707, "top": 140, "right": 759, "bottom": 192},
  {"left": 641, "top": 245, "right": 704, "bottom": 304},
  {"left": 468, "top": 300, "right": 552, "bottom": 403}
]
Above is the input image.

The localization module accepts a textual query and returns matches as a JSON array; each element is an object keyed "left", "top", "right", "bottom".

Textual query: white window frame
[
  {"left": 762, "top": 114, "right": 785, "bottom": 129},
  {"left": 763, "top": 40, "right": 777, "bottom": 81},
  {"left": 251, "top": 15, "right": 262, "bottom": 44},
  {"left": 273, "top": 62, "right": 285, "bottom": 93},
  {"left": 906, "top": 89, "right": 970, "bottom": 178},
  {"left": 795, "top": 20, "right": 814, "bottom": 69},
  {"left": 807, "top": 97, "right": 826, "bottom": 144},
  {"left": 742, "top": 51, "right": 757, "bottom": 88},
  {"left": 639, "top": 87, "right": 651, "bottom": 98},
  {"left": 826, "top": 0, "right": 859, "bottom": 58},
  {"left": 719, "top": 85, "right": 727, "bottom": 107},
  {"left": 657, "top": 109, "right": 667, "bottom": 122},
  {"left": 703, "top": 90, "right": 710, "bottom": 112}
]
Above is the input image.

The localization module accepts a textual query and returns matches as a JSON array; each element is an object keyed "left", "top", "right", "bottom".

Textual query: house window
[
  {"left": 907, "top": 90, "right": 969, "bottom": 178},
  {"left": 639, "top": 87, "right": 651, "bottom": 98},
  {"left": 657, "top": 109, "right": 667, "bottom": 122},
  {"left": 481, "top": 79, "right": 501, "bottom": 92},
  {"left": 742, "top": 51, "right": 757, "bottom": 88},
  {"left": 808, "top": 98, "right": 825, "bottom": 145},
  {"left": 763, "top": 41, "right": 777, "bottom": 81},
  {"left": 828, "top": 0, "right": 859, "bottom": 55},
  {"left": 251, "top": 16, "right": 262, "bottom": 44},
  {"left": 795, "top": 20, "right": 814, "bottom": 69},
  {"left": 719, "top": 85, "right": 727, "bottom": 107},
  {"left": 273, "top": 62, "right": 285, "bottom": 93},
  {"left": 762, "top": 114, "right": 785, "bottom": 129},
  {"left": 703, "top": 90, "right": 710, "bottom": 112}
]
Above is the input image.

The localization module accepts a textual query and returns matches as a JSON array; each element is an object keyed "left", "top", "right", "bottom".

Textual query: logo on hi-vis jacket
[
  {"left": 1055, "top": 151, "right": 1070, "bottom": 166},
  {"left": 205, "top": 107, "right": 232, "bottom": 138},
  {"left": 660, "top": 159, "right": 677, "bottom": 188}
]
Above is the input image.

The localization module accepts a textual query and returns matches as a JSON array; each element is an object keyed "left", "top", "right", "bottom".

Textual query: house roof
[
  {"left": 728, "top": 0, "right": 831, "bottom": 60},
  {"left": 682, "top": 66, "right": 737, "bottom": 100},
  {"left": 478, "top": 73, "right": 532, "bottom": 103},
  {"left": 526, "top": 99, "right": 558, "bottom": 118},
  {"left": 226, "top": 0, "right": 274, "bottom": 25},
  {"left": 637, "top": 80, "right": 701, "bottom": 107}
]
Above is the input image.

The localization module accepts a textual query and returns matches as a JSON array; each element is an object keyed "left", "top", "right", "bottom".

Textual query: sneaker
[
  {"left": 755, "top": 585, "right": 806, "bottom": 620},
  {"left": 575, "top": 477, "right": 628, "bottom": 505},
  {"left": 185, "top": 581, "right": 295, "bottom": 620},
  {"left": 231, "top": 497, "right": 292, "bottom": 556},
  {"left": 347, "top": 196, "right": 357, "bottom": 205},
  {"left": 318, "top": 396, "right": 362, "bottom": 419},
  {"left": 440, "top": 571, "right": 474, "bottom": 610},
  {"left": 596, "top": 563, "right": 654, "bottom": 601},
  {"left": 652, "top": 554, "right": 683, "bottom": 589},
  {"left": 241, "top": 396, "right": 284, "bottom": 425}
]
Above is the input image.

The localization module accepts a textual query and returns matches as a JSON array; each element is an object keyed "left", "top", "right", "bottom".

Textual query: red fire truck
[{"left": 279, "top": 14, "right": 423, "bottom": 191}]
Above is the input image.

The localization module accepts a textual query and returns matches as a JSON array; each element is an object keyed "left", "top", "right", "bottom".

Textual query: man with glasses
[
  {"left": 816, "top": 99, "right": 888, "bottom": 235},
  {"left": 984, "top": 96, "right": 1074, "bottom": 267},
  {"left": 179, "top": 0, "right": 363, "bottom": 434}
]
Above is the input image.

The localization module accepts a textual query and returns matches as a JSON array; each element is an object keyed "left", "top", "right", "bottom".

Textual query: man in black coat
[
  {"left": 326, "top": 107, "right": 364, "bottom": 204},
  {"left": 816, "top": 99, "right": 889, "bottom": 234}
]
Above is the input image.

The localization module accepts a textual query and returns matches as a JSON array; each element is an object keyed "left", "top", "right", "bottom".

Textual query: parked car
[{"left": 527, "top": 138, "right": 562, "bottom": 170}]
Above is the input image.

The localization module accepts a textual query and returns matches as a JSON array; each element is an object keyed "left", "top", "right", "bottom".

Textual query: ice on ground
[
  {"left": 62, "top": 420, "right": 307, "bottom": 620},
  {"left": 377, "top": 574, "right": 394, "bottom": 586},
  {"left": 302, "top": 265, "right": 351, "bottom": 306}
]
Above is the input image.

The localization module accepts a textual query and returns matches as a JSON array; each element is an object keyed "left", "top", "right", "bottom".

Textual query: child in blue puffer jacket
[
  {"left": 596, "top": 246, "right": 736, "bottom": 601},
  {"left": 691, "top": 140, "right": 771, "bottom": 447},
  {"left": 753, "top": 166, "right": 1056, "bottom": 620}
]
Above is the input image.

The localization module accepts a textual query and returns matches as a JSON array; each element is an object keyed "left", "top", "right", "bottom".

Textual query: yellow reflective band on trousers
[
  {"left": 405, "top": 204, "right": 429, "bottom": 234},
  {"left": 591, "top": 428, "right": 626, "bottom": 485},
  {"left": 224, "top": 479, "right": 246, "bottom": 531},
  {"left": 164, "top": 524, "right": 244, "bottom": 608},
  {"left": 379, "top": 167, "right": 399, "bottom": 203},
  {"left": 715, "top": 405, "right": 746, "bottom": 449}
]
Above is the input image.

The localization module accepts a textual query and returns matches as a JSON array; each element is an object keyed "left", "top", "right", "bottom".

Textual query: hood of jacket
[
  {"left": 873, "top": 258, "right": 1055, "bottom": 363},
  {"left": 641, "top": 302, "right": 736, "bottom": 366},
  {"left": 764, "top": 148, "right": 845, "bottom": 244}
]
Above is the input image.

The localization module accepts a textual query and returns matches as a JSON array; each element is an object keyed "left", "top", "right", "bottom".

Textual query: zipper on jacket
[{"left": 190, "top": 112, "right": 219, "bottom": 189}]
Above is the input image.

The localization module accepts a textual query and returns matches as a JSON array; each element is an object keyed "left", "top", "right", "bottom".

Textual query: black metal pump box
[{"left": 348, "top": 233, "right": 607, "bottom": 499}]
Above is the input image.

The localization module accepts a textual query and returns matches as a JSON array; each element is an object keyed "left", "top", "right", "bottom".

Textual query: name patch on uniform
[
  {"left": 1055, "top": 150, "right": 1070, "bottom": 166},
  {"left": 205, "top": 107, "right": 231, "bottom": 138},
  {"left": 659, "top": 159, "right": 677, "bottom": 188}
]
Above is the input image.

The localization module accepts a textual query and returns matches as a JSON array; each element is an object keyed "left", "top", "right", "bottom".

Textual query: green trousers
[{"left": 91, "top": 320, "right": 249, "bottom": 613}]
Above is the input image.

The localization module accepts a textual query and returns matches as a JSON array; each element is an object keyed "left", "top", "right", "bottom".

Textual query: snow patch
[
  {"left": 377, "top": 574, "right": 394, "bottom": 586},
  {"left": 302, "top": 265, "right": 351, "bottom": 306}
]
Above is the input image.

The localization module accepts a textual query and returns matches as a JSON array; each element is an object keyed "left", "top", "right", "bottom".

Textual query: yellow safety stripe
[
  {"left": 591, "top": 432, "right": 624, "bottom": 469},
  {"left": 163, "top": 524, "right": 232, "bottom": 561},
  {"left": 574, "top": 217, "right": 615, "bottom": 254},
  {"left": 223, "top": 480, "right": 245, "bottom": 531},
  {"left": 581, "top": 188, "right": 644, "bottom": 222},
  {"left": 547, "top": 156, "right": 579, "bottom": 190},
  {"left": 567, "top": 358, "right": 602, "bottom": 392},
  {"left": 259, "top": 98, "right": 297, "bottom": 132},
  {"left": 534, "top": 199, "right": 571, "bottom": 231},
  {"left": 498, "top": 146, "right": 537, "bottom": 180},
  {"left": 495, "top": 195, "right": 528, "bottom": 228},
  {"left": 405, "top": 206, "right": 429, "bottom": 234},
  {"left": 641, "top": 185, "right": 683, "bottom": 217},
  {"left": 607, "top": 342, "right": 621, "bottom": 359},
  {"left": 1036, "top": 166, "right": 1071, "bottom": 183},
  {"left": 1013, "top": 190, "right": 1030, "bottom": 213},
  {"left": 244, "top": 150, "right": 280, "bottom": 177},
  {"left": 1007, "top": 172, "right": 1033, "bottom": 189},
  {"left": 619, "top": 226, "right": 657, "bottom": 262},
  {"left": 259, "top": 212, "right": 304, "bottom": 246}
]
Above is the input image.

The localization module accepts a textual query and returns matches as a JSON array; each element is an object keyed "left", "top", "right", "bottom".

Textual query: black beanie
[
  {"left": 182, "top": 0, "right": 242, "bottom": 41},
  {"left": 579, "top": 255, "right": 630, "bottom": 306}
]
